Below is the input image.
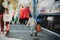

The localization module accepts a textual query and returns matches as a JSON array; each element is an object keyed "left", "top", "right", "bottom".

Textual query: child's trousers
[{"left": 30, "top": 25, "right": 36, "bottom": 34}]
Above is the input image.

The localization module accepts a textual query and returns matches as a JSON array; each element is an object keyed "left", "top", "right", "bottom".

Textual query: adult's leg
[
  {"left": 19, "top": 18, "right": 20, "bottom": 24},
  {"left": 1, "top": 14, "right": 4, "bottom": 34},
  {"left": 24, "top": 18, "right": 28, "bottom": 24},
  {"left": 0, "top": 14, "right": 2, "bottom": 33},
  {"left": 6, "top": 22, "right": 10, "bottom": 35},
  {"left": 19, "top": 18, "right": 23, "bottom": 24},
  {"left": 6, "top": 22, "right": 10, "bottom": 31},
  {"left": 22, "top": 18, "right": 25, "bottom": 24},
  {"left": 10, "top": 16, "right": 14, "bottom": 24}
]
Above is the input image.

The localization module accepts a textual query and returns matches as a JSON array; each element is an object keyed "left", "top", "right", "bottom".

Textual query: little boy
[{"left": 26, "top": 14, "right": 37, "bottom": 36}]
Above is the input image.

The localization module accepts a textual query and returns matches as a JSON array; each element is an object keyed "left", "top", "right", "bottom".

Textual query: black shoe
[
  {"left": 6, "top": 31, "right": 9, "bottom": 35},
  {"left": 30, "top": 34, "right": 33, "bottom": 36},
  {"left": 15, "top": 22, "right": 17, "bottom": 24},
  {"left": 35, "top": 32, "right": 37, "bottom": 36},
  {"left": 10, "top": 22, "right": 12, "bottom": 24},
  {"left": 7, "top": 31, "right": 9, "bottom": 34}
]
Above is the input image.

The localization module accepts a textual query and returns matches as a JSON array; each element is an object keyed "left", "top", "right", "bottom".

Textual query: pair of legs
[
  {"left": 5, "top": 22, "right": 10, "bottom": 35},
  {"left": 23, "top": 18, "right": 28, "bottom": 24},
  {"left": 6, "top": 22, "right": 10, "bottom": 32},
  {"left": 14, "top": 17, "right": 18, "bottom": 24},
  {"left": 19, "top": 18, "right": 24, "bottom": 24},
  {"left": 19, "top": 18, "right": 28, "bottom": 24},
  {"left": 30, "top": 25, "right": 37, "bottom": 36},
  {"left": 0, "top": 14, "right": 4, "bottom": 34},
  {"left": 10, "top": 16, "right": 14, "bottom": 24}
]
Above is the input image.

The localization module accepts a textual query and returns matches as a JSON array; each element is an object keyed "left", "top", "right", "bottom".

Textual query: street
[{"left": 0, "top": 23, "right": 56, "bottom": 40}]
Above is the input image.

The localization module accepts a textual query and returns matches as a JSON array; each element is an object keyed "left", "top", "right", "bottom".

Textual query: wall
[{"left": 36, "top": 0, "right": 55, "bottom": 14}]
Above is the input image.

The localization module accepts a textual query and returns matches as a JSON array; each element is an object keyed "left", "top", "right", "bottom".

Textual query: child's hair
[{"left": 29, "top": 14, "right": 32, "bottom": 17}]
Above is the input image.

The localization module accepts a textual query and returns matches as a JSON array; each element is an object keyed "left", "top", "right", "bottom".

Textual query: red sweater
[
  {"left": 23, "top": 8, "right": 30, "bottom": 18},
  {"left": 20, "top": 8, "right": 24, "bottom": 19}
]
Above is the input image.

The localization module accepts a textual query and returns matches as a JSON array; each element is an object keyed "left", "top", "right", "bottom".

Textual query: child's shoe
[
  {"left": 30, "top": 34, "right": 33, "bottom": 36},
  {"left": 35, "top": 32, "right": 37, "bottom": 36}
]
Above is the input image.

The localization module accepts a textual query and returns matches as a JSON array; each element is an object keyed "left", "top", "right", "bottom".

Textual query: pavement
[{"left": 0, "top": 23, "right": 57, "bottom": 40}]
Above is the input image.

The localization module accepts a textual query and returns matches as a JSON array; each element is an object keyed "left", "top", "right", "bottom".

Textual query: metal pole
[{"left": 33, "top": 0, "right": 36, "bottom": 18}]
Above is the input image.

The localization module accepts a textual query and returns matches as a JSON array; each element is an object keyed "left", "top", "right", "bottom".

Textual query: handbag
[{"left": 35, "top": 24, "right": 42, "bottom": 32}]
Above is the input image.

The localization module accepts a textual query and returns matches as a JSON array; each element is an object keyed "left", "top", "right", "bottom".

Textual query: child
[{"left": 26, "top": 14, "right": 37, "bottom": 36}]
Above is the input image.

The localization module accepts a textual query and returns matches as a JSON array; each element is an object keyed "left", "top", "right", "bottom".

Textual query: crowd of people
[
  {"left": 0, "top": 0, "right": 5, "bottom": 35},
  {"left": 0, "top": 0, "right": 41, "bottom": 36},
  {"left": 0, "top": 0, "right": 32, "bottom": 35},
  {"left": 19, "top": 6, "right": 31, "bottom": 24}
]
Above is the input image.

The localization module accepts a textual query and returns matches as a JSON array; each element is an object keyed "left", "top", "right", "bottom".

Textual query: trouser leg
[
  {"left": 5, "top": 22, "right": 10, "bottom": 35},
  {"left": 6, "top": 22, "right": 10, "bottom": 31},
  {"left": 30, "top": 26, "right": 37, "bottom": 36},
  {"left": 24, "top": 18, "right": 28, "bottom": 24},
  {"left": 1, "top": 14, "right": 4, "bottom": 34},
  {"left": 19, "top": 18, "right": 22, "bottom": 24},
  {"left": 1, "top": 21, "right": 4, "bottom": 32}
]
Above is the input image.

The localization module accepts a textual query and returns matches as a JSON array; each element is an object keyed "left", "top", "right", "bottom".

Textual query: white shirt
[
  {"left": 8, "top": 4, "right": 14, "bottom": 21},
  {"left": 8, "top": 4, "right": 14, "bottom": 15},
  {"left": 26, "top": 18, "right": 37, "bottom": 27}
]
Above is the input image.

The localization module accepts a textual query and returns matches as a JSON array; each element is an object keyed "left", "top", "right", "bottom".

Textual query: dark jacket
[{"left": 0, "top": 3, "right": 5, "bottom": 13}]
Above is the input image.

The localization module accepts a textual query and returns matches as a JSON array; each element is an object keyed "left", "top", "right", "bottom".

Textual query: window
[{"left": 55, "top": 0, "right": 60, "bottom": 2}]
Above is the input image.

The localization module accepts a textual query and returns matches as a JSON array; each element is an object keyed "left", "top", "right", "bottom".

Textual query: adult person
[
  {"left": 2, "top": 0, "right": 11, "bottom": 35},
  {"left": 19, "top": 6, "right": 25, "bottom": 24},
  {"left": 3, "top": 8, "right": 10, "bottom": 35},
  {"left": 8, "top": 1, "right": 15, "bottom": 24},
  {"left": 0, "top": 0, "right": 5, "bottom": 34},
  {"left": 23, "top": 6, "right": 31, "bottom": 24}
]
